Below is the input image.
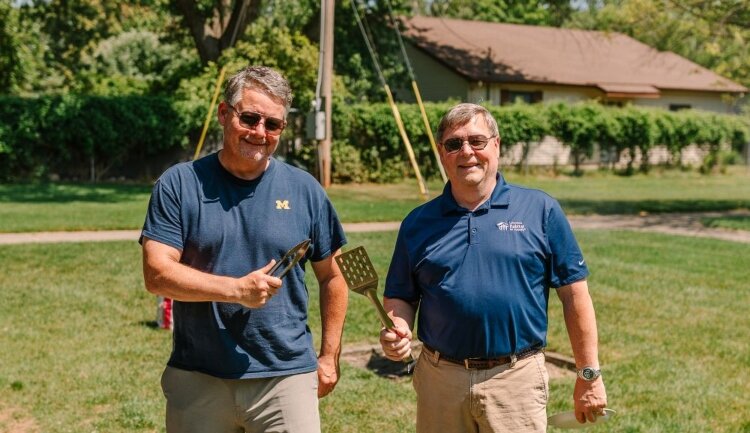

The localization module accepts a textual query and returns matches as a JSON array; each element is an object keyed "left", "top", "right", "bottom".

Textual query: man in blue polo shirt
[
  {"left": 379, "top": 103, "right": 607, "bottom": 432},
  {"left": 141, "top": 65, "right": 348, "bottom": 433}
]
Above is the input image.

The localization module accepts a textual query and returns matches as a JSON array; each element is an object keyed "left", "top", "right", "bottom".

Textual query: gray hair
[
  {"left": 436, "top": 103, "right": 500, "bottom": 142},
  {"left": 223, "top": 66, "right": 293, "bottom": 115}
]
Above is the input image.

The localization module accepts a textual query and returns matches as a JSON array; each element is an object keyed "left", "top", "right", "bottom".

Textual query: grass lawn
[
  {"left": 702, "top": 215, "right": 750, "bottom": 231},
  {"left": 1, "top": 230, "right": 749, "bottom": 432},
  {"left": 504, "top": 166, "right": 750, "bottom": 215},
  {"left": 1, "top": 167, "right": 749, "bottom": 232},
  {"left": 0, "top": 183, "right": 152, "bottom": 233}
]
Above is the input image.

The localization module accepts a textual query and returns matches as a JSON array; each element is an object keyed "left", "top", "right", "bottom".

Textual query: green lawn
[
  {"left": 0, "top": 183, "right": 153, "bottom": 233},
  {"left": 504, "top": 166, "right": 750, "bottom": 215},
  {"left": 1, "top": 230, "right": 749, "bottom": 432},
  {"left": 702, "top": 215, "right": 750, "bottom": 231},
  {"left": 1, "top": 167, "right": 749, "bottom": 232}
]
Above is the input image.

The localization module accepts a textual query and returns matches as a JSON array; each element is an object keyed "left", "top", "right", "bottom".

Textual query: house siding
[
  {"left": 402, "top": 40, "right": 743, "bottom": 168},
  {"left": 401, "top": 44, "right": 469, "bottom": 103},
  {"left": 634, "top": 90, "right": 735, "bottom": 113},
  {"left": 406, "top": 40, "right": 740, "bottom": 115}
]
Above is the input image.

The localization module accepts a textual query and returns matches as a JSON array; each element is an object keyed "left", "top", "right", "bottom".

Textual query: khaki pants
[
  {"left": 161, "top": 366, "right": 320, "bottom": 433},
  {"left": 413, "top": 349, "right": 549, "bottom": 433}
]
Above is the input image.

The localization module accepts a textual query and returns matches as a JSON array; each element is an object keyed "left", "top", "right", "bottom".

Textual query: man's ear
[{"left": 217, "top": 101, "right": 229, "bottom": 127}]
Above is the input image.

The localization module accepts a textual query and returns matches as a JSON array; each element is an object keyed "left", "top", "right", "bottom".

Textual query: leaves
[
  {"left": 0, "top": 95, "right": 185, "bottom": 181},
  {"left": 567, "top": 0, "right": 750, "bottom": 90}
]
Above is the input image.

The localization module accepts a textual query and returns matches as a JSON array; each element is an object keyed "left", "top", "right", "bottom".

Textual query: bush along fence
[
  {"left": 1, "top": 96, "right": 748, "bottom": 182},
  {"left": 332, "top": 101, "right": 750, "bottom": 182},
  {"left": 0, "top": 95, "right": 187, "bottom": 182}
]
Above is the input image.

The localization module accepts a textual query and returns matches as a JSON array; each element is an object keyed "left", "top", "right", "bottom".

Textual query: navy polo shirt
[
  {"left": 141, "top": 153, "right": 346, "bottom": 378},
  {"left": 385, "top": 174, "right": 588, "bottom": 360}
]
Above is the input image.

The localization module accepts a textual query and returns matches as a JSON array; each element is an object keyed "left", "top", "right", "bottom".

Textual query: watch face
[{"left": 581, "top": 367, "right": 600, "bottom": 380}]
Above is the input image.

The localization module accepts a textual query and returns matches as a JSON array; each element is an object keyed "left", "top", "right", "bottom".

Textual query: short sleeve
[
  {"left": 546, "top": 200, "right": 589, "bottom": 288},
  {"left": 310, "top": 192, "right": 346, "bottom": 262},
  {"left": 384, "top": 228, "right": 419, "bottom": 302},
  {"left": 140, "top": 173, "right": 184, "bottom": 251}
]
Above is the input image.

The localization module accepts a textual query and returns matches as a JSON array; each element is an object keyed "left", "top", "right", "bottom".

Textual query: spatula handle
[{"left": 365, "top": 289, "right": 415, "bottom": 364}]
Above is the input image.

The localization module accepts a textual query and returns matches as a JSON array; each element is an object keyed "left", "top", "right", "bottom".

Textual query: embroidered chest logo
[
  {"left": 275, "top": 200, "right": 291, "bottom": 210},
  {"left": 497, "top": 221, "right": 526, "bottom": 232}
]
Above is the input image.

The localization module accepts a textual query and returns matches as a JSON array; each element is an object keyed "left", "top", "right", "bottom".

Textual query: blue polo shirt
[
  {"left": 384, "top": 174, "right": 588, "bottom": 359},
  {"left": 141, "top": 153, "right": 346, "bottom": 379}
]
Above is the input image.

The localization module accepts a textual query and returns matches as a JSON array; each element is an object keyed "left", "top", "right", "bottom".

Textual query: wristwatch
[{"left": 577, "top": 366, "right": 601, "bottom": 381}]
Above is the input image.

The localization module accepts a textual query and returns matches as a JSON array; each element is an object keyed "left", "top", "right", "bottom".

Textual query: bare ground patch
[{"left": 0, "top": 404, "right": 39, "bottom": 433}]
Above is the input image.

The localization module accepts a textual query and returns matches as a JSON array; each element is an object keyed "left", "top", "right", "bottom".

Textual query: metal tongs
[{"left": 269, "top": 239, "right": 311, "bottom": 278}]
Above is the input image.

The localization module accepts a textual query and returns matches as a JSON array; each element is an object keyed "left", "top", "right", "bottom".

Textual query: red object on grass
[{"left": 157, "top": 296, "right": 173, "bottom": 330}]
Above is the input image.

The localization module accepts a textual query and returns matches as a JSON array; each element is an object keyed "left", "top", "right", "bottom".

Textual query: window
[
  {"left": 669, "top": 104, "right": 691, "bottom": 111},
  {"left": 501, "top": 90, "right": 543, "bottom": 105}
]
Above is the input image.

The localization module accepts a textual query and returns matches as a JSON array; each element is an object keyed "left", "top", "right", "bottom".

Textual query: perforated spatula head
[
  {"left": 336, "top": 246, "right": 415, "bottom": 368},
  {"left": 335, "top": 246, "right": 379, "bottom": 295}
]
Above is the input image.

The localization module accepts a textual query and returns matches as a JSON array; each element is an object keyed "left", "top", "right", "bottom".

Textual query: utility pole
[{"left": 319, "top": 0, "right": 334, "bottom": 188}]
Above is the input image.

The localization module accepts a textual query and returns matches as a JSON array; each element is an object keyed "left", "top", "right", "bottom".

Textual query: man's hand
[
  {"left": 573, "top": 377, "right": 607, "bottom": 424},
  {"left": 317, "top": 354, "right": 339, "bottom": 398},
  {"left": 379, "top": 319, "right": 413, "bottom": 362},
  {"left": 235, "top": 260, "right": 282, "bottom": 308}
]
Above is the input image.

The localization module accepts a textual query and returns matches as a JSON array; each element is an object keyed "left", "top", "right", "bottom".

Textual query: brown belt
[{"left": 422, "top": 343, "right": 542, "bottom": 370}]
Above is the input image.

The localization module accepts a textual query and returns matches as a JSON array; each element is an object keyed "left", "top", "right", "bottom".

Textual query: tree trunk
[{"left": 173, "top": 0, "right": 262, "bottom": 64}]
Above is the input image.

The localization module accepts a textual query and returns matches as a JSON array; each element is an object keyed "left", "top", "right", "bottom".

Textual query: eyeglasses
[
  {"left": 228, "top": 104, "right": 286, "bottom": 135},
  {"left": 442, "top": 135, "right": 496, "bottom": 153}
]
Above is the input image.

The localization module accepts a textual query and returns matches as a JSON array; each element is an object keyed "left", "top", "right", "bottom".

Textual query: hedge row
[
  {"left": 330, "top": 101, "right": 750, "bottom": 182},
  {"left": 0, "top": 95, "right": 186, "bottom": 181},
  {"left": 1, "top": 95, "right": 747, "bottom": 182}
]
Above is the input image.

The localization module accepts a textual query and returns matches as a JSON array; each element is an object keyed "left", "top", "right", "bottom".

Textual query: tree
[
  {"left": 426, "top": 0, "right": 574, "bottom": 26},
  {"left": 80, "top": 29, "right": 198, "bottom": 95},
  {"left": 10, "top": 0, "right": 192, "bottom": 95},
  {"left": 171, "top": 0, "right": 262, "bottom": 64},
  {"left": 668, "top": 0, "right": 750, "bottom": 30},
  {"left": 566, "top": 0, "right": 750, "bottom": 89},
  {"left": 0, "top": 0, "right": 19, "bottom": 93},
  {"left": 23, "top": 0, "right": 125, "bottom": 88}
]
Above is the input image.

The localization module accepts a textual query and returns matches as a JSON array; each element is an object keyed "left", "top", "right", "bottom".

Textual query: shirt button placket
[{"left": 469, "top": 214, "right": 479, "bottom": 245}]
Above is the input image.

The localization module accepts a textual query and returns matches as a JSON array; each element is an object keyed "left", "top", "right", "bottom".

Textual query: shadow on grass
[
  {"left": 559, "top": 199, "right": 750, "bottom": 215},
  {"left": 0, "top": 182, "right": 152, "bottom": 203},
  {"left": 365, "top": 350, "right": 414, "bottom": 378},
  {"left": 139, "top": 320, "right": 161, "bottom": 330}
]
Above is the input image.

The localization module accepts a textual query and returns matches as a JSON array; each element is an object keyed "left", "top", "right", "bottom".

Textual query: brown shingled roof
[{"left": 401, "top": 16, "right": 747, "bottom": 94}]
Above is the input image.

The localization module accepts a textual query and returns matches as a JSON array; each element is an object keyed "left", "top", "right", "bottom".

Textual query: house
[
  {"left": 398, "top": 16, "right": 747, "bottom": 166},
  {"left": 400, "top": 16, "right": 747, "bottom": 113}
]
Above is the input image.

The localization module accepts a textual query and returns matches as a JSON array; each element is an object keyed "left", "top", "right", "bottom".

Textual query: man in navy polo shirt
[
  {"left": 141, "top": 65, "right": 348, "bottom": 433},
  {"left": 379, "top": 103, "right": 607, "bottom": 432}
]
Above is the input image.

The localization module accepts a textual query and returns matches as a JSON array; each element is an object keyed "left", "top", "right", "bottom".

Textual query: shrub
[{"left": 0, "top": 95, "right": 185, "bottom": 181}]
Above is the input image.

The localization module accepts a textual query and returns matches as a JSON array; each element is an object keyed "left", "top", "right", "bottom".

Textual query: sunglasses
[
  {"left": 228, "top": 104, "right": 286, "bottom": 135},
  {"left": 442, "top": 134, "right": 496, "bottom": 153}
]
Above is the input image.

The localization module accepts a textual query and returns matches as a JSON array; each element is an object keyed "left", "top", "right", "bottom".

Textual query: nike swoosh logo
[{"left": 578, "top": 260, "right": 585, "bottom": 266}]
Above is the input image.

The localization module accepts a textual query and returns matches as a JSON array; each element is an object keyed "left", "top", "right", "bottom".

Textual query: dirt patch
[
  {"left": 2, "top": 211, "right": 749, "bottom": 245},
  {"left": 568, "top": 210, "right": 750, "bottom": 243},
  {"left": 0, "top": 405, "right": 39, "bottom": 433},
  {"left": 341, "top": 343, "right": 576, "bottom": 380}
]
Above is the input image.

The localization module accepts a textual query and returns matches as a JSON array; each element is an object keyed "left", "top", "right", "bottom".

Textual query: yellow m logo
[{"left": 275, "top": 200, "right": 290, "bottom": 210}]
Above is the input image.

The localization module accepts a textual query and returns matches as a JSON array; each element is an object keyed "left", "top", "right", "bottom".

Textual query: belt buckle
[
  {"left": 464, "top": 358, "right": 479, "bottom": 369},
  {"left": 464, "top": 358, "right": 491, "bottom": 369}
]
